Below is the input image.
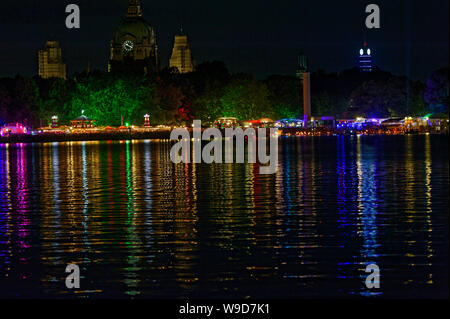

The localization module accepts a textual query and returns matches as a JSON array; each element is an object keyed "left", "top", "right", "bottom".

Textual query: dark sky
[{"left": 0, "top": 0, "right": 448, "bottom": 80}]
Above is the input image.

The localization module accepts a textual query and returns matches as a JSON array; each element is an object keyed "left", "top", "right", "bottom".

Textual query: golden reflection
[
  {"left": 404, "top": 136, "right": 415, "bottom": 220},
  {"left": 403, "top": 136, "right": 418, "bottom": 285},
  {"left": 424, "top": 135, "right": 433, "bottom": 284}
]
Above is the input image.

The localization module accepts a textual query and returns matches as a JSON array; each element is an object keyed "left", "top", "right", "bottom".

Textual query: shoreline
[
  {"left": 0, "top": 129, "right": 447, "bottom": 144},
  {"left": 0, "top": 130, "right": 174, "bottom": 144}
]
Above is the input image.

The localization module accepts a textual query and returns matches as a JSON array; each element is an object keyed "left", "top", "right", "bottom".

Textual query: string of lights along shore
[{"left": 38, "top": 0, "right": 195, "bottom": 78}]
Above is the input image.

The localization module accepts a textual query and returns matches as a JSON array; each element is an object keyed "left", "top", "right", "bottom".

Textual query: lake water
[{"left": 0, "top": 135, "right": 448, "bottom": 298}]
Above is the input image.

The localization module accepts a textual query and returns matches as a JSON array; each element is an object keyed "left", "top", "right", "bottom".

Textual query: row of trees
[{"left": 0, "top": 62, "right": 448, "bottom": 128}]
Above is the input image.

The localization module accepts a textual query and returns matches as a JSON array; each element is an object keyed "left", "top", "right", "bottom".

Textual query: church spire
[{"left": 126, "top": 0, "right": 143, "bottom": 18}]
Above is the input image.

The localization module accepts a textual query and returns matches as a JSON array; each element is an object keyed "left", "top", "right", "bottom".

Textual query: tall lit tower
[
  {"left": 109, "top": 0, "right": 158, "bottom": 75},
  {"left": 359, "top": 42, "right": 373, "bottom": 72},
  {"left": 169, "top": 27, "right": 195, "bottom": 73},
  {"left": 297, "top": 53, "right": 311, "bottom": 127},
  {"left": 38, "top": 41, "right": 67, "bottom": 80}
]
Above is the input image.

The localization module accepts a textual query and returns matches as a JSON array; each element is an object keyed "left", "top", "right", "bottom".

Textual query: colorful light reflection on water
[{"left": 0, "top": 136, "right": 448, "bottom": 298}]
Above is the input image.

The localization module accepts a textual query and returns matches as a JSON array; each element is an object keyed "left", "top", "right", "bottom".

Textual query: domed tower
[{"left": 108, "top": 0, "right": 158, "bottom": 75}]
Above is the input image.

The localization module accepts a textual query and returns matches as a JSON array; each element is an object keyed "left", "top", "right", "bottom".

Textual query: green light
[{"left": 125, "top": 123, "right": 129, "bottom": 127}]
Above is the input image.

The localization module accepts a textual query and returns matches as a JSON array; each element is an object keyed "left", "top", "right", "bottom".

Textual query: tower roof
[
  {"left": 114, "top": 0, "right": 153, "bottom": 44},
  {"left": 178, "top": 25, "right": 185, "bottom": 36},
  {"left": 44, "top": 41, "right": 61, "bottom": 48},
  {"left": 113, "top": 18, "right": 153, "bottom": 44},
  {"left": 297, "top": 53, "right": 308, "bottom": 74},
  {"left": 72, "top": 115, "right": 93, "bottom": 121},
  {"left": 126, "top": 0, "right": 143, "bottom": 18}
]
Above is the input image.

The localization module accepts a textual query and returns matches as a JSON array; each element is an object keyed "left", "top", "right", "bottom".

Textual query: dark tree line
[{"left": 0, "top": 62, "right": 447, "bottom": 128}]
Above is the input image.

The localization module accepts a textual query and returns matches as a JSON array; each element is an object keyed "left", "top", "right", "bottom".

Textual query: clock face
[{"left": 122, "top": 40, "right": 134, "bottom": 52}]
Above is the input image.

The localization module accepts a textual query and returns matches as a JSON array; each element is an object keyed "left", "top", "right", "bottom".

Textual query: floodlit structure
[
  {"left": 214, "top": 117, "right": 239, "bottom": 128},
  {"left": 310, "top": 116, "right": 336, "bottom": 128},
  {"left": 144, "top": 114, "right": 151, "bottom": 127},
  {"left": 241, "top": 118, "right": 274, "bottom": 128},
  {"left": 109, "top": 0, "right": 159, "bottom": 74},
  {"left": 169, "top": 29, "right": 195, "bottom": 73},
  {"left": 1, "top": 123, "right": 28, "bottom": 136},
  {"left": 275, "top": 119, "right": 304, "bottom": 128},
  {"left": 51, "top": 116, "right": 58, "bottom": 128},
  {"left": 38, "top": 41, "right": 67, "bottom": 79},
  {"left": 71, "top": 112, "right": 95, "bottom": 129}
]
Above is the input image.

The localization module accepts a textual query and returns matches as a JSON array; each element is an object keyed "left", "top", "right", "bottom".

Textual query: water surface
[{"left": 0, "top": 136, "right": 448, "bottom": 298}]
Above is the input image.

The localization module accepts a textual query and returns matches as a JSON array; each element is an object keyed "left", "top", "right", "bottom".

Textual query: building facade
[
  {"left": 169, "top": 31, "right": 195, "bottom": 73},
  {"left": 109, "top": 0, "right": 158, "bottom": 75},
  {"left": 38, "top": 41, "right": 66, "bottom": 80}
]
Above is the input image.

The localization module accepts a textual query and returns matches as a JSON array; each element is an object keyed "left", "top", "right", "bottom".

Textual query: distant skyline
[{"left": 0, "top": 0, "right": 448, "bottom": 79}]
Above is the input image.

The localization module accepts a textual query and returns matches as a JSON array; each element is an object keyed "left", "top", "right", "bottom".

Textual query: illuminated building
[
  {"left": 359, "top": 42, "right": 373, "bottom": 72},
  {"left": 144, "top": 114, "right": 151, "bottom": 127},
  {"left": 71, "top": 111, "right": 95, "bottom": 128},
  {"left": 51, "top": 116, "right": 58, "bottom": 128},
  {"left": 1, "top": 123, "right": 27, "bottom": 136},
  {"left": 109, "top": 0, "right": 158, "bottom": 75},
  {"left": 38, "top": 41, "right": 67, "bottom": 80},
  {"left": 214, "top": 117, "right": 239, "bottom": 128},
  {"left": 169, "top": 29, "right": 195, "bottom": 73}
]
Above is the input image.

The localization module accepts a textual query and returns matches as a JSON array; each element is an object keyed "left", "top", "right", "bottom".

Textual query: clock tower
[{"left": 108, "top": 0, "right": 158, "bottom": 75}]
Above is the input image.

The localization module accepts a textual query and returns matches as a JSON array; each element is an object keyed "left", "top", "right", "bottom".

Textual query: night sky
[{"left": 0, "top": 0, "right": 448, "bottom": 80}]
